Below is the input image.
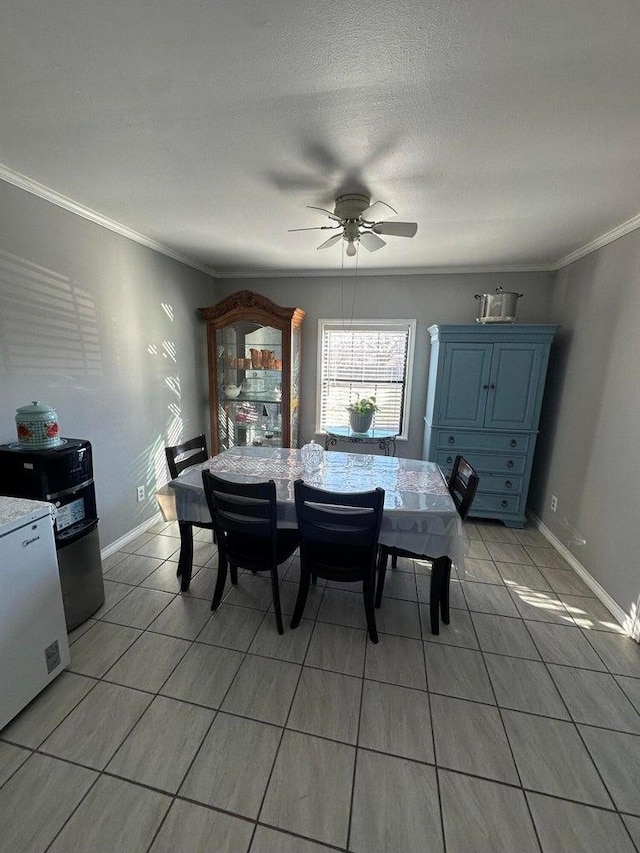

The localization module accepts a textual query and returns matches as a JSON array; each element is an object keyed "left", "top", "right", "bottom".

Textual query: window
[{"left": 317, "top": 319, "right": 416, "bottom": 438}]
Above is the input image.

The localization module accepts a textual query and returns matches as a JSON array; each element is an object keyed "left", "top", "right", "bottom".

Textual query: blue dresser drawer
[
  {"left": 434, "top": 429, "right": 530, "bottom": 454},
  {"left": 477, "top": 473, "right": 523, "bottom": 495},
  {"left": 436, "top": 450, "right": 527, "bottom": 475},
  {"left": 473, "top": 492, "right": 523, "bottom": 514}
]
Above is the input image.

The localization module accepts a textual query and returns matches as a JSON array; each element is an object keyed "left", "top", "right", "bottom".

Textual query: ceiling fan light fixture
[{"left": 291, "top": 192, "right": 418, "bottom": 254}]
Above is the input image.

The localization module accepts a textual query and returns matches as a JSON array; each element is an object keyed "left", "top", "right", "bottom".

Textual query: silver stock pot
[{"left": 475, "top": 287, "right": 523, "bottom": 323}]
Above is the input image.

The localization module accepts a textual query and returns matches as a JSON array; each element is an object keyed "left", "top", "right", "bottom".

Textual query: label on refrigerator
[{"left": 56, "top": 497, "right": 85, "bottom": 531}]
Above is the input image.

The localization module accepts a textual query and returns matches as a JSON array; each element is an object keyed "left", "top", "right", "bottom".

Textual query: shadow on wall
[{"left": 0, "top": 249, "right": 103, "bottom": 375}]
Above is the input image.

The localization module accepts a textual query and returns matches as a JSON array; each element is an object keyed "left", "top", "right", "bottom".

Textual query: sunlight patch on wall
[
  {"left": 165, "top": 375, "right": 181, "bottom": 397},
  {"left": 146, "top": 302, "right": 191, "bottom": 472},
  {"left": 0, "top": 249, "right": 103, "bottom": 375},
  {"left": 627, "top": 599, "right": 639, "bottom": 642},
  {"left": 152, "top": 435, "right": 170, "bottom": 489},
  {"left": 131, "top": 437, "right": 173, "bottom": 519},
  {"left": 162, "top": 341, "right": 177, "bottom": 362},
  {"left": 167, "top": 403, "right": 183, "bottom": 445}
]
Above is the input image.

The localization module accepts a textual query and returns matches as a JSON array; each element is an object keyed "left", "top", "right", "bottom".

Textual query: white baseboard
[
  {"left": 528, "top": 511, "right": 639, "bottom": 642},
  {"left": 101, "top": 512, "right": 164, "bottom": 560}
]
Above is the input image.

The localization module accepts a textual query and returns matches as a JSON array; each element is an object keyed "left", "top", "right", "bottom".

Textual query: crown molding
[
  {"left": 220, "top": 262, "right": 556, "bottom": 279},
  {"left": 554, "top": 211, "right": 640, "bottom": 270},
  {"left": 4, "top": 161, "right": 639, "bottom": 279},
  {"left": 0, "top": 163, "right": 220, "bottom": 278}
]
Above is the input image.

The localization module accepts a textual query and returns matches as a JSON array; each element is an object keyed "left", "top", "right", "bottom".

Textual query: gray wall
[
  {"left": 0, "top": 181, "right": 217, "bottom": 547},
  {"left": 217, "top": 272, "right": 555, "bottom": 458},
  {"left": 530, "top": 230, "right": 640, "bottom": 621},
  {"left": 3, "top": 175, "right": 636, "bottom": 623}
]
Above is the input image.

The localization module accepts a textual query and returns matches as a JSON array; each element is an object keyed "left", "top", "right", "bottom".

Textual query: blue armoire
[{"left": 422, "top": 324, "right": 557, "bottom": 528}]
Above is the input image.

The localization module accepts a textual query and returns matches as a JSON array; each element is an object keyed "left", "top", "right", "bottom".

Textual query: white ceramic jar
[{"left": 15, "top": 401, "right": 62, "bottom": 449}]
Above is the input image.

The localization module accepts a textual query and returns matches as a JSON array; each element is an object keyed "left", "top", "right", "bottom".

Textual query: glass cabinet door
[
  {"left": 290, "top": 323, "right": 301, "bottom": 447},
  {"left": 200, "top": 290, "right": 305, "bottom": 456},
  {"left": 216, "top": 322, "right": 284, "bottom": 451}
]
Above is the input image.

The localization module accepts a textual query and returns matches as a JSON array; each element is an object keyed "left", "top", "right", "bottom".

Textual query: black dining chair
[
  {"left": 376, "top": 455, "right": 479, "bottom": 635},
  {"left": 202, "top": 471, "right": 299, "bottom": 634},
  {"left": 165, "top": 435, "right": 214, "bottom": 588},
  {"left": 165, "top": 434, "right": 209, "bottom": 479},
  {"left": 291, "top": 479, "right": 385, "bottom": 643}
]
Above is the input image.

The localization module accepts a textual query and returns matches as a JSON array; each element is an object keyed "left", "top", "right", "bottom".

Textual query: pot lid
[
  {"left": 475, "top": 289, "right": 523, "bottom": 298},
  {"left": 16, "top": 400, "right": 58, "bottom": 416}
]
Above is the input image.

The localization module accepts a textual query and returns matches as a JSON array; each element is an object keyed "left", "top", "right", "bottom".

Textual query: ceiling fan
[{"left": 289, "top": 193, "right": 418, "bottom": 255}]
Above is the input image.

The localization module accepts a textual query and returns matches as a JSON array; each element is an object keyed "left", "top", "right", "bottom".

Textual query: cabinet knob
[
  {"left": 490, "top": 384, "right": 496, "bottom": 390},
  {"left": 446, "top": 456, "right": 453, "bottom": 465},
  {"left": 448, "top": 436, "right": 455, "bottom": 444},
  {"left": 505, "top": 480, "right": 512, "bottom": 489},
  {"left": 501, "top": 499, "right": 508, "bottom": 507},
  {"left": 510, "top": 439, "right": 517, "bottom": 447},
  {"left": 482, "top": 384, "right": 489, "bottom": 389},
  {"left": 507, "top": 459, "right": 514, "bottom": 468}
]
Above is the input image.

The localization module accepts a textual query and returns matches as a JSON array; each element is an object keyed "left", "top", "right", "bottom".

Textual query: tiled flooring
[{"left": 2, "top": 518, "right": 640, "bottom": 852}]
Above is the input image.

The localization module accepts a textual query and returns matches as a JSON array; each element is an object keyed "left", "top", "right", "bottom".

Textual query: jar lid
[{"left": 16, "top": 400, "right": 58, "bottom": 417}]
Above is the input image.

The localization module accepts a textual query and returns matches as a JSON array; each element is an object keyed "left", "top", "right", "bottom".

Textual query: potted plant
[{"left": 347, "top": 395, "right": 379, "bottom": 433}]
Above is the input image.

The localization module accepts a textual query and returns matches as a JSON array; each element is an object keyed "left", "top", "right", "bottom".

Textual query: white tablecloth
[{"left": 158, "top": 447, "right": 465, "bottom": 572}]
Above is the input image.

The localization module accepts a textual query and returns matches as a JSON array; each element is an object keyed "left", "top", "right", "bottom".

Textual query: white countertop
[{"left": 0, "top": 496, "right": 55, "bottom": 532}]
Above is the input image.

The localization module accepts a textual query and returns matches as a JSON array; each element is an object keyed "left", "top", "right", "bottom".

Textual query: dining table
[{"left": 155, "top": 446, "right": 466, "bottom": 634}]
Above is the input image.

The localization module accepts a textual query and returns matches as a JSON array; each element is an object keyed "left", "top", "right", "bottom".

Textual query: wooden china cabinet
[{"left": 200, "top": 290, "right": 305, "bottom": 455}]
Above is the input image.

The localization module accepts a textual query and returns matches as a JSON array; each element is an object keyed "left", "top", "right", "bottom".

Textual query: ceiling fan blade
[
  {"left": 288, "top": 225, "right": 341, "bottom": 232},
  {"left": 317, "top": 234, "right": 343, "bottom": 250},
  {"left": 359, "top": 231, "right": 386, "bottom": 252},
  {"left": 373, "top": 221, "right": 418, "bottom": 238},
  {"left": 361, "top": 200, "right": 397, "bottom": 222},
  {"left": 307, "top": 205, "right": 343, "bottom": 223}
]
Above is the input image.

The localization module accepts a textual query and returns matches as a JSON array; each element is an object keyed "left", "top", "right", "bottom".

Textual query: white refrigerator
[{"left": 0, "top": 497, "right": 70, "bottom": 731}]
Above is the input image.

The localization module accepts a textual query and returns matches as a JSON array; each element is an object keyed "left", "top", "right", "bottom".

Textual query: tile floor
[{"left": 1, "top": 518, "right": 640, "bottom": 852}]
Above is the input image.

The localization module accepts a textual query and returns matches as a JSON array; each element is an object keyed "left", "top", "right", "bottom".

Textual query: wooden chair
[
  {"left": 165, "top": 435, "right": 213, "bottom": 588},
  {"left": 291, "top": 479, "right": 385, "bottom": 643},
  {"left": 165, "top": 434, "right": 209, "bottom": 479},
  {"left": 202, "top": 471, "right": 299, "bottom": 634},
  {"left": 376, "top": 455, "right": 479, "bottom": 634}
]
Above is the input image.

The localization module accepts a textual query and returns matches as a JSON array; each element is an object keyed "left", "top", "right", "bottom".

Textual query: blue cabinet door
[
  {"left": 437, "top": 343, "right": 492, "bottom": 427},
  {"left": 485, "top": 343, "right": 544, "bottom": 430}
]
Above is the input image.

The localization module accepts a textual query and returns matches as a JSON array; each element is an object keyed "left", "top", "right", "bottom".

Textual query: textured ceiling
[{"left": 1, "top": 0, "right": 640, "bottom": 275}]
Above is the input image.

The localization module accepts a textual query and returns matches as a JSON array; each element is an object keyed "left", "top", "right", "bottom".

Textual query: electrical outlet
[
  {"left": 550, "top": 494, "right": 558, "bottom": 512},
  {"left": 136, "top": 485, "right": 146, "bottom": 502}
]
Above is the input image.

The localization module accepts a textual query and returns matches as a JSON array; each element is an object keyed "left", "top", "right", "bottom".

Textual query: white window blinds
[{"left": 318, "top": 320, "right": 416, "bottom": 436}]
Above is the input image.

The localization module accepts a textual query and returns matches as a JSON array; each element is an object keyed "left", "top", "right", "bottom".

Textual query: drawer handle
[
  {"left": 501, "top": 499, "right": 509, "bottom": 507},
  {"left": 510, "top": 439, "right": 518, "bottom": 447},
  {"left": 446, "top": 456, "right": 453, "bottom": 465},
  {"left": 448, "top": 436, "right": 455, "bottom": 444},
  {"left": 507, "top": 459, "right": 514, "bottom": 468},
  {"left": 505, "top": 480, "right": 512, "bottom": 489}
]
